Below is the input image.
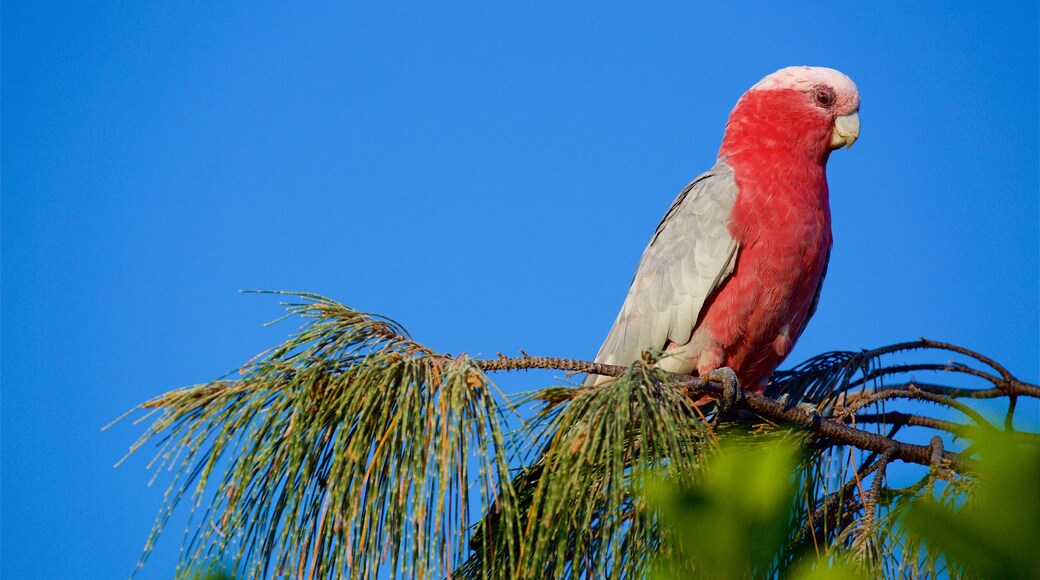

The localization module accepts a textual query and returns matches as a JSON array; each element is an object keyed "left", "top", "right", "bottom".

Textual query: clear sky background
[{"left": 3, "top": 2, "right": 1037, "bottom": 577}]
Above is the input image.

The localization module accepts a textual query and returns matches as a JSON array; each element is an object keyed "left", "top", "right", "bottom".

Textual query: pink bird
[{"left": 588, "top": 66, "right": 860, "bottom": 394}]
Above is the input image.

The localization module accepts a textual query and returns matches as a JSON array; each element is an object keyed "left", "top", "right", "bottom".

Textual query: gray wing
[{"left": 589, "top": 161, "right": 740, "bottom": 375}]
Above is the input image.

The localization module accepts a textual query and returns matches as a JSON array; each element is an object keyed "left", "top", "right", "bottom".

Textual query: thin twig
[
  {"left": 864, "top": 449, "right": 893, "bottom": 527},
  {"left": 852, "top": 412, "right": 961, "bottom": 434},
  {"left": 836, "top": 388, "right": 994, "bottom": 429}
]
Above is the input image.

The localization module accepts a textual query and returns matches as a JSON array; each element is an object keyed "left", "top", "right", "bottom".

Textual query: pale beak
[{"left": 830, "top": 112, "right": 860, "bottom": 150}]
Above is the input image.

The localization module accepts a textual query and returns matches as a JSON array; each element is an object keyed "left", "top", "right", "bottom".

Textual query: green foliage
[
  {"left": 645, "top": 435, "right": 866, "bottom": 580},
  {"left": 465, "top": 360, "right": 715, "bottom": 578},
  {"left": 188, "top": 567, "right": 233, "bottom": 580},
  {"left": 115, "top": 293, "right": 1039, "bottom": 579},
  {"left": 786, "top": 559, "right": 868, "bottom": 580},
  {"left": 900, "top": 428, "right": 1040, "bottom": 580},
  {"left": 119, "top": 293, "right": 518, "bottom": 579}
]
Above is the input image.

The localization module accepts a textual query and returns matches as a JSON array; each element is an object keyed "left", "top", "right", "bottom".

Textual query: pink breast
[
  {"left": 702, "top": 240, "right": 827, "bottom": 390},
  {"left": 700, "top": 163, "right": 832, "bottom": 391}
]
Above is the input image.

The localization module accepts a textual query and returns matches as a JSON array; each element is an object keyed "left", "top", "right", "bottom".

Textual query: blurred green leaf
[
  {"left": 645, "top": 435, "right": 801, "bottom": 578},
  {"left": 900, "top": 428, "right": 1040, "bottom": 579},
  {"left": 788, "top": 558, "right": 868, "bottom": 580},
  {"left": 646, "top": 435, "right": 875, "bottom": 580}
]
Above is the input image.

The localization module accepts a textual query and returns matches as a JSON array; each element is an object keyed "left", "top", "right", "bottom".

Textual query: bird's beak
[{"left": 830, "top": 112, "right": 860, "bottom": 150}]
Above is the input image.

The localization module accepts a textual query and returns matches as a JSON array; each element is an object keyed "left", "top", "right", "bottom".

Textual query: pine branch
[
  {"left": 112, "top": 293, "right": 1038, "bottom": 579},
  {"left": 472, "top": 355, "right": 993, "bottom": 472}
]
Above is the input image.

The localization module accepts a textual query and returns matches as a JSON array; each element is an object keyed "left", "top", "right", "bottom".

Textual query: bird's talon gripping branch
[
  {"left": 706, "top": 367, "right": 743, "bottom": 414},
  {"left": 928, "top": 435, "right": 952, "bottom": 478},
  {"left": 928, "top": 435, "right": 943, "bottom": 462},
  {"left": 796, "top": 402, "right": 819, "bottom": 425}
]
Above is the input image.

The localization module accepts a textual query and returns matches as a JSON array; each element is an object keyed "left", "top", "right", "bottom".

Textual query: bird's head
[{"left": 721, "top": 66, "right": 860, "bottom": 162}]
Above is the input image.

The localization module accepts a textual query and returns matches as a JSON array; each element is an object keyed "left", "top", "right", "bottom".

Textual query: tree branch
[{"left": 473, "top": 355, "right": 987, "bottom": 472}]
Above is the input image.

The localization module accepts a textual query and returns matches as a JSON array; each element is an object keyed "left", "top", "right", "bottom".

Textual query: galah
[{"left": 587, "top": 66, "right": 860, "bottom": 393}]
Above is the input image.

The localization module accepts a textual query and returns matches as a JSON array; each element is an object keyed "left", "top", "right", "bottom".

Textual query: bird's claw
[
  {"left": 928, "top": 435, "right": 952, "bottom": 479},
  {"left": 706, "top": 367, "right": 743, "bottom": 414},
  {"left": 796, "top": 402, "right": 819, "bottom": 425}
]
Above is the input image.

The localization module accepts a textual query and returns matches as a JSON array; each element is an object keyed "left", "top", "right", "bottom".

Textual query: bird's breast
[{"left": 697, "top": 163, "right": 832, "bottom": 390}]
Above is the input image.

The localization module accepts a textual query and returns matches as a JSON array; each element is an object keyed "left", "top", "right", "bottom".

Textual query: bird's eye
[{"left": 812, "top": 87, "right": 835, "bottom": 108}]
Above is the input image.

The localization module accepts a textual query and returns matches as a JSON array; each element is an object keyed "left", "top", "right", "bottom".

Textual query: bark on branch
[{"left": 473, "top": 351, "right": 1040, "bottom": 474}]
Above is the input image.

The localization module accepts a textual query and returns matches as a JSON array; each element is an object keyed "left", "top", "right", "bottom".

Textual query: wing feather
[{"left": 589, "top": 162, "right": 740, "bottom": 379}]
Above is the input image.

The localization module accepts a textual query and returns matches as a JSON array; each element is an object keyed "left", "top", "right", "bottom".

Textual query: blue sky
[{"left": 3, "top": 2, "right": 1037, "bottom": 577}]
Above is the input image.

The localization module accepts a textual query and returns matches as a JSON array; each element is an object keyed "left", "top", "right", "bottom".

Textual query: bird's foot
[
  {"left": 795, "top": 402, "right": 819, "bottom": 425},
  {"left": 705, "top": 367, "right": 743, "bottom": 415}
]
